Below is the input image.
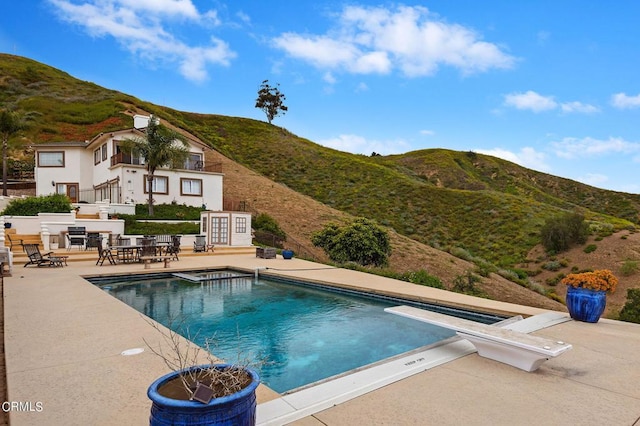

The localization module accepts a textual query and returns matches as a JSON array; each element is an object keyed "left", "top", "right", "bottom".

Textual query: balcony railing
[
  {"left": 111, "top": 152, "right": 142, "bottom": 166},
  {"left": 110, "top": 154, "right": 222, "bottom": 173},
  {"left": 78, "top": 187, "right": 122, "bottom": 204}
]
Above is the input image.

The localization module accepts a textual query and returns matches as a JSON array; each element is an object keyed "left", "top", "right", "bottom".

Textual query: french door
[{"left": 210, "top": 217, "right": 228, "bottom": 245}]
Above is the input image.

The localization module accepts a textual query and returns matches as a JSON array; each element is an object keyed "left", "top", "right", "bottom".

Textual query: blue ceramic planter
[
  {"left": 566, "top": 286, "right": 607, "bottom": 323},
  {"left": 282, "top": 249, "right": 294, "bottom": 259},
  {"left": 148, "top": 364, "right": 260, "bottom": 426}
]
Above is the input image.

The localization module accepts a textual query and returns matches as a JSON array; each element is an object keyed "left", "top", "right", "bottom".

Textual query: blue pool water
[{"left": 93, "top": 271, "right": 498, "bottom": 393}]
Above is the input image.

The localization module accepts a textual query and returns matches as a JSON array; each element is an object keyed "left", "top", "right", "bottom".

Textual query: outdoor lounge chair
[
  {"left": 23, "top": 244, "right": 67, "bottom": 267},
  {"left": 96, "top": 244, "right": 117, "bottom": 266},
  {"left": 6, "top": 233, "right": 25, "bottom": 252}
]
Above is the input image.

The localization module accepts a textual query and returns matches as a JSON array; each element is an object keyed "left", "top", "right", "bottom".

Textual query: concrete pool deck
[{"left": 3, "top": 253, "right": 640, "bottom": 425}]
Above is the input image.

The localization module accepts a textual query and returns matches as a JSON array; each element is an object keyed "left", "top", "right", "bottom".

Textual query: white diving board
[{"left": 385, "top": 306, "right": 572, "bottom": 372}]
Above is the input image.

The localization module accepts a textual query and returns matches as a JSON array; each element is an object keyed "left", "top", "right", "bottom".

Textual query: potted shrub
[
  {"left": 50, "top": 235, "right": 59, "bottom": 250},
  {"left": 561, "top": 269, "right": 618, "bottom": 323},
  {"left": 145, "top": 320, "right": 261, "bottom": 425}
]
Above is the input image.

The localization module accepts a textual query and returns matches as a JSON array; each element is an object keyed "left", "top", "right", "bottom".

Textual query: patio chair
[
  {"left": 166, "top": 235, "right": 181, "bottom": 261},
  {"left": 108, "top": 233, "right": 121, "bottom": 247},
  {"left": 23, "top": 244, "right": 66, "bottom": 267},
  {"left": 140, "top": 237, "right": 157, "bottom": 259},
  {"left": 86, "top": 233, "right": 102, "bottom": 250},
  {"left": 67, "top": 226, "right": 87, "bottom": 251},
  {"left": 194, "top": 235, "right": 206, "bottom": 252},
  {"left": 116, "top": 237, "right": 131, "bottom": 246},
  {"left": 96, "top": 244, "right": 117, "bottom": 266}
]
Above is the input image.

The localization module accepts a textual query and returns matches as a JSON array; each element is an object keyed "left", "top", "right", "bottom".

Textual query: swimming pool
[{"left": 91, "top": 270, "right": 503, "bottom": 393}]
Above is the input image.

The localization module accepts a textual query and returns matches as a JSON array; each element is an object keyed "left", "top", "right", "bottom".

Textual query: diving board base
[{"left": 458, "top": 332, "right": 550, "bottom": 372}]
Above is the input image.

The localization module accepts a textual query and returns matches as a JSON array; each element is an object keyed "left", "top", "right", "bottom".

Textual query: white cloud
[
  {"left": 47, "top": 0, "right": 235, "bottom": 82},
  {"left": 503, "top": 91, "right": 557, "bottom": 112},
  {"left": 323, "top": 72, "right": 337, "bottom": 84},
  {"left": 355, "top": 82, "right": 369, "bottom": 92},
  {"left": 317, "top": 134, "right": 410, "bottom": 155},
  {"left": 551, "top": 136, "right": 640, "bottom": 159},
  {"left": 116, "top": 0, "right": 200, "bottom": 19},
  {"left": 272, "top": 5, "right": 515, "bottom": 78},
  {"left": 611, "top": 92, "right": 640, "bottom": 109},
  {"left": 560, "top": 101, "right": 599, "bottom": 114},
  {"left": 474, "top": 147, "right": 550, "bottom": 171},
  {"left": 504, "top": 91, "right": 599, "bottom": 114},
  {"left": 420, "top": 129, "right": 435, "bottom": 136}
]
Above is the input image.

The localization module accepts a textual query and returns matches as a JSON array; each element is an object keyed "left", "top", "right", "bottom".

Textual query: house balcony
[
  {"left": 110, "top": 152, "right": 142, "bottom": 167},
  {"left": 110, "top": 153, "right": 222, "bottom": 173}
]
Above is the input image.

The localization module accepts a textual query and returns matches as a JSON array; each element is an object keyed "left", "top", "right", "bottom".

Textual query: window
[
  {"left": 94, "top": 149, "right": 101, "bottom": 164},
  {"left": 101, "top": 144, "right": 108, "bottom": 161},
  {"left": 38, "top": 151, "right": 64, "bottom": 167},
  {"left": 180, "top": 178, "right": 202, "bottom": 196},
  {"left": 236, "top": 217, "right": 247, "bottom": 234},
  {"left": 144, "top": 175, "right": 168, "bottom": 194}
]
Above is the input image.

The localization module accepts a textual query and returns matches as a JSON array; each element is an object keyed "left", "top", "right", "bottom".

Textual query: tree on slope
[
  {"left": 255, "top": 80, "right": 288, "bottom": 124},
  {"left": 120, "top": 118, "right": 189, "bottom": 216}
]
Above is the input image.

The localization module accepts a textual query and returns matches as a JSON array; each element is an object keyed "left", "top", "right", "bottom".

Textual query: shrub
[
  {"left": 452, "top": 271, "right": 487, "bottom": 297},
  {"left": 545, "top": 274, "right": 564, "bottom": 286},
  {"left": 619, "top": 289, "right": 640, "bottom": 324},
  {"left": 134, "top": 203, "right": 203, "bottom": 220},
  {"left": 583, "top": 244, "right": 597, "bottom": 253},
  {"left": 540, "top": 212, "right": 589, "bottom": 253},
  {"left": 312, "top": 217, "right": 391, "bottom": 267},
  {"left": 542, "top": 261, "right": 562, "bottom": 271},
  {"left": 1, "top": 194, "right": 72, "bottom": 216},
  {"left": 253, "top": 213, "right": 286, "bottom": 239},
  {"left": 121, "top": 214, "right": 199, "bottom": 235},
  {"left": 621, "top": 260, "right": 639, "bottom": 277},
  {"left": 401, "top": 269, "right": 444, "bottom": 289}
]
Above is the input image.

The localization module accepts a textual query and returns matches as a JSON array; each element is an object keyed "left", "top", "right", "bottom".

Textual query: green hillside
[{"left": 2, "top": 53, "right": 639, "bottom": 267}]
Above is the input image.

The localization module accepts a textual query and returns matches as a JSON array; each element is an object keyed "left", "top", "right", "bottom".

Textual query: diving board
[{"left": 385, "top": 306, "right": 572, "bottom": 372}]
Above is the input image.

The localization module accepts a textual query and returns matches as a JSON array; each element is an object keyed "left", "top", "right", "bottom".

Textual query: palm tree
[
  {"left": 120, "top": 118, "right": 190, "bottom": 216},
  {"left": 0, "top": 109, "right": 26, "bottom": 196}
]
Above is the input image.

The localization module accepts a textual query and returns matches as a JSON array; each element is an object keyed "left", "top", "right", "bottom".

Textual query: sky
[{"left": 1, "top": 1, "right": 640, "bottom": 194}]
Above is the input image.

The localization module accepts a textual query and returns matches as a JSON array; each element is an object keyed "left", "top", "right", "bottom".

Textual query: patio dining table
[{"left": 110, "top": 244, "right": 169, "bottom": 263}]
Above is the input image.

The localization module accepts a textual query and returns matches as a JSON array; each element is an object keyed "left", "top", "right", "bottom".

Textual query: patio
[{"left": 3, "top": 254, "right": 640, "bottom": 425}]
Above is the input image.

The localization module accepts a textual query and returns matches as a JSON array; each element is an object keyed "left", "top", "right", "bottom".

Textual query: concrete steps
[
  {"left": 5, "top": 229, "right": 42, "bottom": 250},
  {"left": 76, "top": 213, "right": 100, "bottom": 219}
]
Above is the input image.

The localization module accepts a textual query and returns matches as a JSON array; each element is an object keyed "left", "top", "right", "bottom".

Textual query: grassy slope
[{"left": 1, "top": 53, "right": 639, "bottom": 313}]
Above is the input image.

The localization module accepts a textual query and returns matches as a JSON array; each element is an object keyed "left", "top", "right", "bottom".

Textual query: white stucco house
[
  {"left": 34, "top": 114, "right": 221, "bottom": 209},
  {"left": 26, "top": 114, "right": 252, "bottom": 248}
]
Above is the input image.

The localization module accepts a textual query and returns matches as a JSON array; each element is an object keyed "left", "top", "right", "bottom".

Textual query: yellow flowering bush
[{"left": 561, "top": 269, "right": 618, "bottom": 293}]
